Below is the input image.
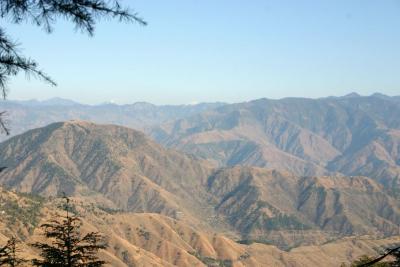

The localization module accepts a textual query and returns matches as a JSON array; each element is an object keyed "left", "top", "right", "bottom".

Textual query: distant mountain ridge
[
  {"left": 0, "top": 98, "right": 225, "bottom": 141},
  {"left": 2, "top": 93, "right": 400, "bottom": 187},
  {"left": 150, "top": 93, "right": 400, "bottom": 188},
  {"left": 8, "top": 97, "right": 81, "bottom": 106},
  {"left": 1, "top": 94, "right": 400, "bottom": 265}
]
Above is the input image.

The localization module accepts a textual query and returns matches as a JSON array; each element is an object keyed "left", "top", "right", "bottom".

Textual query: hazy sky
[{"left": 5, "top": 0, "right": 400, "bottom": 104}]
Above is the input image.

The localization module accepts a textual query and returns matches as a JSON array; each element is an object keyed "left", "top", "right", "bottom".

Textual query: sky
[{"left": 4, "top": 0, "right": 400, "bottom": 105}]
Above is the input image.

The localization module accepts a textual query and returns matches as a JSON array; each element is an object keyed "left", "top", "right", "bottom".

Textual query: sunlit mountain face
[{"left": 1, "top": 93, "right": 400, "bottom": 266}]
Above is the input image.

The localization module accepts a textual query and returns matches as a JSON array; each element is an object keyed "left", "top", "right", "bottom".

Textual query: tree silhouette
[
  {"left": 0, "top": 237, "right": 25, "bottom": 266},
  {"left": 0, "top": 0, "right": 146, "bottom": 134},
  {"left": 347, "top": 246, "right": 400, "bottom": 266},
  {"left": 31, "top": 196, "right": 107, "bottom": 267}
]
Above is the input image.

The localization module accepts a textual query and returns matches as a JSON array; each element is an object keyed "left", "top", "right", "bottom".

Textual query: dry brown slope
[
  {"left": 150, "top": 95, "right": 400, "bottom": 187},
  {"left": 0, "top": 120, "right": 217, "bottom": 230},
  {"left": 1, "top": 121, "right": 400, "bottom": 250},
  {"left": 152, "top": 108, "right": 332, "bottom": 176},
  {"left": 206, "top": 167, "right": 400, "bottom": 248},
  {"left": 1, "top": 190, "right": 400, "bottom": 267}
]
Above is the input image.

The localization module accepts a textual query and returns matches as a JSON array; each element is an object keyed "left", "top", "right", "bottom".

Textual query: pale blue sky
[{"left": 5, "top": 0, "right": 400, "bottom": 104}]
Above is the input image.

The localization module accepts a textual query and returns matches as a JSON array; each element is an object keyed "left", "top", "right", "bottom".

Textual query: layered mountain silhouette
[
  {"left": 2, "top": 94, "right": 399, "bottom": 189},
  {"left": 1, "top": 120, "right": 399, "bottom": 250},
  {"left": 0, "top": 99, "right": 223, "bottom": 141},
  {"left": 150, "top": 94, "right": 400, "bottom": 188}
]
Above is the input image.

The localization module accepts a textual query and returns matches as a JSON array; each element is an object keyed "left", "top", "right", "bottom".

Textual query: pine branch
[
  {"left": 0, "top": 0, "right": 147, "bottom": 35},
  {"left": 0, "top": 0, "right": 146, "bottom": 136},
  {"left": 359, "top": 246, "right": 400, "bottom": 266},
  {"left": 0, "top": 27, "right": 56, "bottom": 97},
  {"left": 0, "top": 237, "right": 26, "bottom": 266},
  {"left": 0, "top": 26, "right": 56, "bottom": 135}
]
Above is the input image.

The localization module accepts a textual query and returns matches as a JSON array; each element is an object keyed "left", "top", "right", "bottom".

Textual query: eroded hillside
[
  {"left": 1, "top": 188, "right": 399, "bottom": 267},
  {"left": 1, "top": 121, "right": 399, "bottom": 251},
  {"left": 151, "top": 94, "right": 400, "bottom": 189}
]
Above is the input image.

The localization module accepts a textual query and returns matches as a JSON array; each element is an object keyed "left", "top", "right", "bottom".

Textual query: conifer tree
[
  {"left": 31, "top": 196, "right": 107, "bottom": 267},
  {"left": 0, "top": 237, "right": 25, "bottom": 267}
]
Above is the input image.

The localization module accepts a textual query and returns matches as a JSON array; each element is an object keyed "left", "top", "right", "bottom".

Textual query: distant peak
[
  {"left": 61, "top": 120, "right": 96, "bottom": 128},
  {"left": 131, "top": 102, "right": 155, "bottom": 108},
  {"left": 65, "top": 119, "right": 91, "bottom": 124},
  {"left": 371, "top": 92, "right": 389, "bottom": 99},
  {"left": 59, "top": 120, "right": 143, "bottom": 134},
  {"left": 342, "top": 92, "right": 361, "bottom": 98},
  {"left": 40, "top": 97, "right": 80, "bottom": 106}
]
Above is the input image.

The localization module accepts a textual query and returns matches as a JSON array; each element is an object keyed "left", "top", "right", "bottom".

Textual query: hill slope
[
  {"left": 0, "top": 121, "right": 217, "bottom": 230},
  {"left": 207, "top": 167, "right": 400, "bottom": 247},
  {"left": 1, "top": 121, "right": 400, "bottom": 249},
  {"left": 1, "top": 188, "right": 399, "bottom": 267},
  {"left": 150, "top": 94, "right": 400, "bottom": 187}
]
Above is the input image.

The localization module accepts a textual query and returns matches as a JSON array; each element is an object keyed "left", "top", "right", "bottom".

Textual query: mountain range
[
  {"left": 1, "top": 93, "right": 400, "bottom": 266},
  {"left": 1, "top": 120, "right": 400, "bottom": 250},
  {"left": 0, "top": 98, "right": 224, "bottom": 141},
  {"left": 2, "top": 94, "right": 400, "bottom": 189},
  {"left": 150, "top": 93, "right": 400, "bottom": 189}
]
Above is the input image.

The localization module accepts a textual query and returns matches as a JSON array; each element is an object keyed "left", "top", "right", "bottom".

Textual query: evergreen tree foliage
[
  {"left": 0, "top": 237, "right": 25, "bottom": 267},
  {"left": 348, "top": 246, "right": 400, "bottom": 266},
  {"left": 31, "top": 197, "right": 108, "bottom": 267},
  {"left": 347, "top": 255, "right": 389, "bottom": 266},
  {"left": 0, "top": 0, "right": 146, "bottom": 134}
]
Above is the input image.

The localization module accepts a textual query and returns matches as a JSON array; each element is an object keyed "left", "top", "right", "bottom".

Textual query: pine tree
[
  {"left": 0, "top": 237, "right": 25, "bottom": 267},
  {"left": 31, "top": 196, "right": 107, "bottom": 267}
]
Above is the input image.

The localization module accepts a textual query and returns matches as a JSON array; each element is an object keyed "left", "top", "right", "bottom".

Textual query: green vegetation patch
[
  {"left": 0, "top": 193, "right": 44, "bottom": 233},
  {"left": 42, "top": 161, "right": 71, "bottom": 179},
  {"left": 260, "top": 213, "right": 311, "bottom": 231},
  {"left": 97, "top": 206, "right": 124, "bottom": 214},
  {"left": 237, "top": 239, "right": 272, "bottom": 245},
  {"left": 189, "top": 251, "right": 233, "bottom": 267}
]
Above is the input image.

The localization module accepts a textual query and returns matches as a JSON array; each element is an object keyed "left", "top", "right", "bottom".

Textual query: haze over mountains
[
  {"left": 151, "top": 93, "right": 400, "bottom": 188},
  {"left": 2, "top": 93, "right": 400, "bottom": 191},
  {"left": 1, "top": 93, "right": 400, "bottom": 266},
  {"left": 0, "top": 98, "right": 224, "bottom": 140}
]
